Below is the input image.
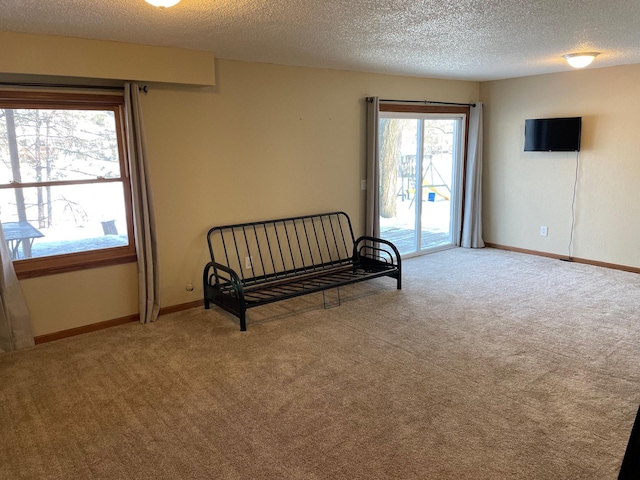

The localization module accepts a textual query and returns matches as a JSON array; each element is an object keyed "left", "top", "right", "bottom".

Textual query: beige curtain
[
  {"left": 0, "top": 223, "right": 33, "bottom": 352},
  {"left": 124, "top": 84, "right": 160, "bottom": 324},
  {"left": 461, "top": 102, "right": 485, "bottom": 248},
  {"left": 365, "top": 97, "right": 381, "bottom": 238}
]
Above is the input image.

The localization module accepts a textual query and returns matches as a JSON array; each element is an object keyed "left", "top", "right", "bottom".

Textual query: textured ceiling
[{"left": 0, "top": 0, "right": 639, "bottom": 81}]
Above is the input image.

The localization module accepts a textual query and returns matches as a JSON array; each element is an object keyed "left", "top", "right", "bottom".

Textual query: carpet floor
[{"left": 1, "top": 247, "right": 638, "bottom": 479}]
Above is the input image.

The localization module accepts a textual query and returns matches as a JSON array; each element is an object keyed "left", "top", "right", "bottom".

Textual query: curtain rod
[
  {"left": 0, "top": 82, "right": 149, "bottom": 93},
  {"left": 377, "top": 98, "right": 476, "bottom": 107}
]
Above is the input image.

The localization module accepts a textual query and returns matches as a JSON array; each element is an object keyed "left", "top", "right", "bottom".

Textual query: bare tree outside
[{"left": 379, "top": 118, "right": 404, "bottom": 218}]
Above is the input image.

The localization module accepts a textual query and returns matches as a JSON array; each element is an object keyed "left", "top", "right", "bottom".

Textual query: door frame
[{"left": 378, "top": 104, "right": 470, "bottom": 256}]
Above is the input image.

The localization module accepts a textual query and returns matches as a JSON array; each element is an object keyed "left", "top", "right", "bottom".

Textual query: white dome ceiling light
[
  {"left": 563, "top": 52, "right": 600, "bottom": 68},
  {"left": 145, "top": 0, "right": 181, "bottom": 7}
]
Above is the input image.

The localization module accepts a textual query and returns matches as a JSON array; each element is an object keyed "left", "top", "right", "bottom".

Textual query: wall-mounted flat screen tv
[{"left": 524, "top": 117, "right": 582, "bottom": 152}]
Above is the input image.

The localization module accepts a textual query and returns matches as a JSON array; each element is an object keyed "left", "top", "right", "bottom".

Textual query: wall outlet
[
  {"left": 540, "top": 226, "right": 548, "bottom": 237},
  {"left": 185, "top": 281, "right": 194, "bottom": 292},
  {"left": 361, "top": 179, "right": 367, "bottom": 191},
  {"left": 245, "top": 256, "right": 253, "bottom": 269}
]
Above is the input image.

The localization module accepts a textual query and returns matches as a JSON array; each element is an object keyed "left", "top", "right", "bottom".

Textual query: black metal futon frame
[{"left": 203, "top": 211, "right": 401, "bottom": 330}]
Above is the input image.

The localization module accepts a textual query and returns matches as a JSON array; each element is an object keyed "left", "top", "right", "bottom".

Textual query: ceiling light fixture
[
  {"left": 563, "top": 52, "right": 600, "bottom": 69},
  {"left": 145, "top": 0, "right": 181, "bottom": 7}
]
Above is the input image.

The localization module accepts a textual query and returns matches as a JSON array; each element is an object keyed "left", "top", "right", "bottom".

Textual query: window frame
[{"left": 0, "top": 91, "right": 136, "bottom": 279}]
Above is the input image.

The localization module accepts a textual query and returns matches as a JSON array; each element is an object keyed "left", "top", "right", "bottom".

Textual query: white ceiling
[{"left": 1, "top": 0, "right": 639, "bottom": 81}]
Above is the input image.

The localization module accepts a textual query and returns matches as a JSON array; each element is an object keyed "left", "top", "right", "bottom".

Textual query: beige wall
[
  {"left": 146, "top": 60, "right": 479, "bottom": 310},
  {"left": 481, "top": 65, "right": 640, "bottom": 268},
  {"left": 2, "top": 34, "right": 479, "bottom": 336},
  {"left": 21, "top": 264, "right": 139, "bottom": 334},
  {"left": 0, "top": 31, "right": 215, "bottom": 86}
]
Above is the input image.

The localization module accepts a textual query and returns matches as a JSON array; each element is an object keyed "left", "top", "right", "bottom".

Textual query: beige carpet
[{"left": 1, "top": 247, "right": 639, "bottom": 479}]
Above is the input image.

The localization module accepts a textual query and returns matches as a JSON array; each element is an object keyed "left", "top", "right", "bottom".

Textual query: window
[{"left": 0, "top": 92, "right": 135, "bottom": 278}]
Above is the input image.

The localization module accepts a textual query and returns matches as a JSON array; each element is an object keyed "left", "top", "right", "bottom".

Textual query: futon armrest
[
  {"left": 203, "top": 261, "right": 245, "bottom": 298},
  {"left": 353, "top": 235, "right": 402, "bottom": 267}
]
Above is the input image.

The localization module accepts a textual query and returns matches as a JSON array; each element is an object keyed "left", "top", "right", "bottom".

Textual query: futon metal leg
[
  {"left": 322, "top": 287, "right": 341, "bottom": 309},
  {"left": 239, "top": 311, "right": 247, "bottom": 331}
]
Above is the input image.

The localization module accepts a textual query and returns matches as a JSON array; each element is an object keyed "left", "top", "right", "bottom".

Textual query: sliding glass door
[{"left": 378, "top": 113, "right": 465, "bottom": 257}]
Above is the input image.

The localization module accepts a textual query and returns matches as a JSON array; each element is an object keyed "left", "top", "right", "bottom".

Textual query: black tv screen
[{"left": 524, "top": 117, "right": 582, "bottom": 152}]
